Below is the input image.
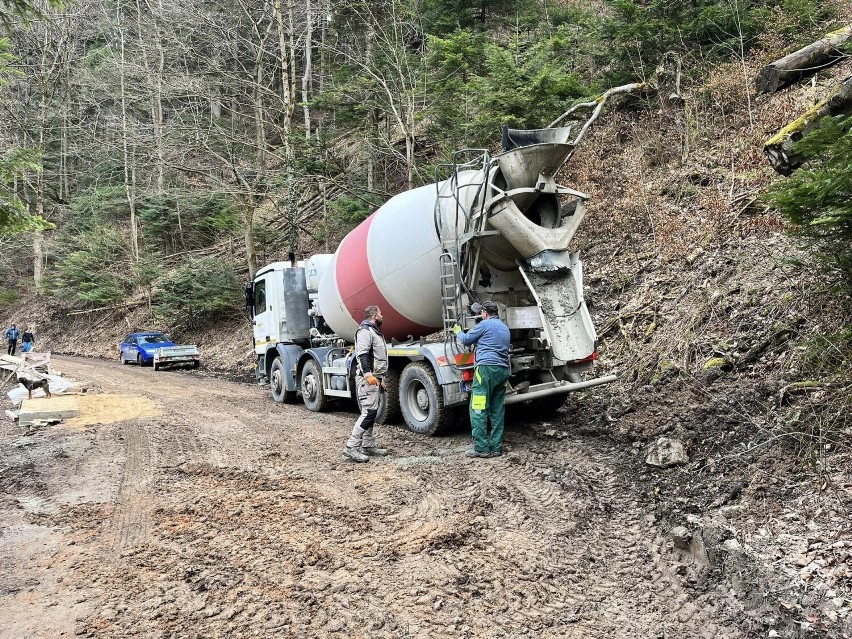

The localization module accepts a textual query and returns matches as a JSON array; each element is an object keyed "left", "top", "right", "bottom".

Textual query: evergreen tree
[{"left": 766, "top": 116, "right": 852, "bottom": 290}]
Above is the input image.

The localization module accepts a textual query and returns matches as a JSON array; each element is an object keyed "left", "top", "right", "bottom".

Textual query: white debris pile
[{"left": 1, "top": 352, "right": 82, "bottom": 421}]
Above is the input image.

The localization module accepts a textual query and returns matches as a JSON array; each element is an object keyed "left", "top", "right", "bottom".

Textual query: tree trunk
[
  {"left": 33, "top": 232, "right": 44, "bottom": 293},
  {"left": 764, "top": 75, "right": 852, "bottom": 175},
  {"left": 365, "top": 22, "right": 375, "bottom": 192},
  {"left": 274, "top": 0, "right": 298, "bottom": 255},
  {"left": 755, "top": 25, "right": 852, "bottom": 94},
  {"left": 136, "top": 0, "right": 166, "bottom": 193},
  {"left": 117, "top": 10, "right": 139, "bottom": 261},
  {"left": 152, "top": 1, "right": 166, "bottom": 193},
  {"left": 302, "top": 0, "right": 312, "bottom": 139},
  {"left": 242, "top": 206, "right": 257, "bottom": 279},
  {"left": 34, "top": 31, "right": 50, "bottom": 293}
]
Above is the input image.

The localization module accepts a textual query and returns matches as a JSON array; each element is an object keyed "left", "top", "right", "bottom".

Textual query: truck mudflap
[
  {"left": 153, "top": 345, "right": 200, "bottom": 367},
  {"left": 503, "top": 374, "right": 617, "bottom": 405}
]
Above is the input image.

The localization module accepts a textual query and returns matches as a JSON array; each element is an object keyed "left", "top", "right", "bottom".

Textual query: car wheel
[
  {"left": 153, "top": 361, "right": 160, "bottom": 371},
  {"left": 192, "top": 360, "right": 200, "bottom": 369},
  {"left": 301, "top": 359, "right": 329, "bottom": 412},
  {"left": 137, "top": 354, "right": 144, "bottom": 366}
]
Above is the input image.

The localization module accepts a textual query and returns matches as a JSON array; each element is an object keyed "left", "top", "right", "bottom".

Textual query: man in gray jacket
[{"left": 343, "top": 305, "right": 390, "bottom": 462}]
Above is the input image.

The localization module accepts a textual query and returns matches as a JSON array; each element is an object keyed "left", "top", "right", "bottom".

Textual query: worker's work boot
[
  {"left": 362, "top": 428, "right": 388, "bottom": 456},
  {"left": 343, "top": 446, "right": 369, "bottom": 463},
  {"left": 362, "top": 446, "right": 388, "bottom": 457},
  {"left": 465, "top": 448, "right": 489, "bottom": 458}
]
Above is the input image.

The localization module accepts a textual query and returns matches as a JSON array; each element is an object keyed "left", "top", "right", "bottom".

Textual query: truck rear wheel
[
  {"left": 377, "top": 368, "right": 402, "bottom": 424},
  {"left": 270, "top": 357, "right": 298, "bottom": 404},
  {"left": 300, "top": 359, "right": 329, "bottom": 412},
  {"left": 399, "top": 362, "right": 453, "bottom": 436}
]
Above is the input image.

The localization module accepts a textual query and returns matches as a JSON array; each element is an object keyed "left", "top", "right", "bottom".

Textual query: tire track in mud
[
  {"left": 111, "top": 421, "right": 152, "bottom": 549},
  {"left": 51, "top": 357, "right": 748, "bottom": 638},
  {"left": 548, "top": 441, "right": 739, "bottom": 638},
  {"left": 353, "top": 441, "right": 742, "bottom": 638}
]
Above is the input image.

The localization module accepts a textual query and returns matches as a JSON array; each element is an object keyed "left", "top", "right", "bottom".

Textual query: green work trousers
[{"left": 469, "top": 364, "right": 510, "bottom": 453}]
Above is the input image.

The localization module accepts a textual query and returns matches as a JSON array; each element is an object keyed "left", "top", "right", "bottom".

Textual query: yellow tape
[
  {"left": 471, "top": 394, "right": 486, "bottom": 410},
  {"left": 387, "top": 348, "right": 419, "bottom": 356}
]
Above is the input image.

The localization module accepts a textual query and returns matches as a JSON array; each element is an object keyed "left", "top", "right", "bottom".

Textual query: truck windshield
[{"left": 139, "top": 335, "right": 170, "bottom": 344}]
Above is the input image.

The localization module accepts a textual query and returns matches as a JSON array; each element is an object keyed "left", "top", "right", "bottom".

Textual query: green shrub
[
  {"left": 309, "top": 194, "right": 384, "bottom": 246},
  {"left": 137, "top": 193, "right": 240, "bottom": 254},
  {"left": 427, "top": 26, "right": 592, "bottom": 147},
  {"left": 153, "top": 257, "right": 241, "bottom": 328},
  {"left": 52, "top": 227, "right": 134, "bottom": 308},
  {"left": 765, "top": 116, "right": 852, "bottom": 290},
  {"left": 0, "top": 146, "right": 52, "bottom": 233},
  {"left": 0, "top": 288, "right": 20, "bottom": 306},
  {"left": 598, "top": 0, "right": 833, "bottom": 84}
]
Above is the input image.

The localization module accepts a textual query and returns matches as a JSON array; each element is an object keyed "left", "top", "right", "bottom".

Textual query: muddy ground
[{"left": 1, "top": 355, "right": 849, "bottom": 639}]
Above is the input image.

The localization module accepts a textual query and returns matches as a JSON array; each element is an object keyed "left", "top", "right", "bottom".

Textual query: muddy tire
[
  {"left": 377, "top": 367, "right": 402, "bottom": 424},
  {"left": 137, "top": 354, "right": 144, "bottom": 367},
  {"left": 153, "top": 361, "right": 160, "bottom": 371},
  {"left": 300, "top": 359, "right": 329, "bottom": 412},
  {"left": 270, "top": 357, "right": 298, "bottom": 404},
  {"left": 399, "top": 361, "right": 453, "bottom": 436}
]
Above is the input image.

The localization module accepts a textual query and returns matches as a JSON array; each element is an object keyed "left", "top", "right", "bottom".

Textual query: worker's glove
[
  {"left": 452, "top": 324, "right": 462, "bottom": 335},
  {"left": 365, "top": 373, "right": 379, "bottom": 386},
  {"left": 380, "top": 380, "right": 386, "bottom": 391}
]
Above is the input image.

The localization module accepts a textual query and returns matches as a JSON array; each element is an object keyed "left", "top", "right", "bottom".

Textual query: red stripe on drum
[{"left": 335, "top": 212, "right": 436, "bottom": 340}]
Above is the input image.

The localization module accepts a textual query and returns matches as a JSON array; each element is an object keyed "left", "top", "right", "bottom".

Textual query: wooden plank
[{"left": 18, "top": 396, "right": 80, "bottom": 427}]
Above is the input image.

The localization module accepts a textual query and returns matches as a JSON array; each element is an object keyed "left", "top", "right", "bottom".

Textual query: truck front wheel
[
  {"left": 270, "top": 357, "right": 298, "bottom": 404},
  {"left": 300, "top": 359, "right": 329, "bottom": 412},
  {"left": 399, "top": 362, "right": 453, "bottom": 436}
]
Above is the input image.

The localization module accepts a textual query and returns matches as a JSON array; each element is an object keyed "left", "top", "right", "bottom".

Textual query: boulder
[{"left": 645, "top": 437, "right": 688, "bottom": 468}]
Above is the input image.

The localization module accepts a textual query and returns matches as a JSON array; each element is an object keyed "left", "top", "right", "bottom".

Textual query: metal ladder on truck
[{"left": 433, "top": 149, "right": 494, "bottom": 335}]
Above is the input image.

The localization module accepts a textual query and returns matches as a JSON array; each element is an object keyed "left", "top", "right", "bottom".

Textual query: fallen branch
[
  {"left": 596, "top": 305, "right": 655, "bottom": 339},
  {"left": 764, "top": 75, "right": 852, "bottom": 175},
  {"left": 547, "top": 82, "right": 654, "bottom": 166},
  {"left": 755, "top": 25, "right": 852, "bottom": 94},
  {"left": 736, "top": 327, "right": 796, "bottom": 367},
  {"left": 67, "top": 301, "right": 145, "bottom": 316},
  {"left": 778, "top": 380, "right": 825, "bottom": 405}
]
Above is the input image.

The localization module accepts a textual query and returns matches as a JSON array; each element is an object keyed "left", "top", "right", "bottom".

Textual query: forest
[{"left": 1, "top": 0, "right": 849, "bottom": 327}]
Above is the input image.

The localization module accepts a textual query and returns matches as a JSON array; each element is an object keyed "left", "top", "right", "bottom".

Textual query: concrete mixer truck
[{"left": 250, "top": 91, "right": 632, "bottom": 434}]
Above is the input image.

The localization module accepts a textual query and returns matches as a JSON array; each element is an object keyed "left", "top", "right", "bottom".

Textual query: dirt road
[{"left": 1, "top": 356, "right": 747, "bottom": 638}]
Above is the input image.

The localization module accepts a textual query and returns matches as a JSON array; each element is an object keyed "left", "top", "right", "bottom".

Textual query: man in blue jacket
[
  {"left": 5, "top": 324, "right": 21, "bottom": 356},
  {"left": 454, "top": 301, "right": 511, "bottom": 458}
]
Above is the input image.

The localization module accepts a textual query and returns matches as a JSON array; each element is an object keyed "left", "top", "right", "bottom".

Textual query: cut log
[
  {"left": 764, "top": 75, "right": 852, "bottom": 175},
  {"left": 755, "top": 25, "right": 852, "bottom": 94}
]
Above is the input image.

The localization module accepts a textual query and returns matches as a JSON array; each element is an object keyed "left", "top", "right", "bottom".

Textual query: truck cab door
[
  {"left": 252, "top": 278, "right": 271, "bottom": 354},
  {"left": 253, "top": 272, "right": 287, "bottom": 352}
]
